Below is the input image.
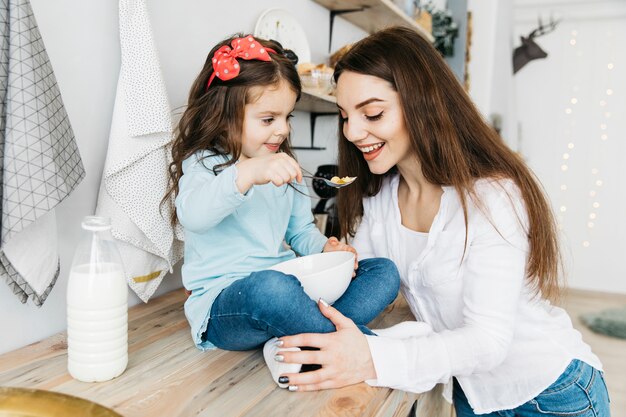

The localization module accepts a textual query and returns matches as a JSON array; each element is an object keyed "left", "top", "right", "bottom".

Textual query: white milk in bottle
[{"left": 67, "top": 216, "right": 128, "bottom": 382}]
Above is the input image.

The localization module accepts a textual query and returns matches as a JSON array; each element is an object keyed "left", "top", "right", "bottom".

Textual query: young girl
[
  {"left": 165, "top": 34, "right": 400, "bottom": 388},
  {"left": 277, "top": 27, "right": 611, "bottom": 416}
]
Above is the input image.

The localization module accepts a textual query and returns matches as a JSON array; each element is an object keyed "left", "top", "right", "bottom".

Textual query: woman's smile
[{"left": 358, "top": 142, "right": 385, "bottom": 161}]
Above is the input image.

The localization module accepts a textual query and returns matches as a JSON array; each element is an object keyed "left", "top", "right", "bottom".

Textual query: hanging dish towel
[
  {"left": 96, "top": 0, "right": 183, "bottom": 302},
  {"left": 0, "top": 0, "right": 85, "bottom": 306}
]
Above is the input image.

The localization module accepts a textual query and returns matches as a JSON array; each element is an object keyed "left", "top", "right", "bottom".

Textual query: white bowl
[{"left": 269, "top": 251, "right": 354, "bottom": 304}]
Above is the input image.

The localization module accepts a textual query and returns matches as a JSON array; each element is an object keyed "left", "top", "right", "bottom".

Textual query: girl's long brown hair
[
  {"left": 335, "top": 26, "right": 561, "bottom": 301},
  {"left": 163, "top": 34, "right": 301, "bottom": 225}
]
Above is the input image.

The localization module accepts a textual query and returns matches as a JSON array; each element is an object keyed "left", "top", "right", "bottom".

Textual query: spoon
[{"left": 302, "top": 175, "right": 357, "bottom": 188}]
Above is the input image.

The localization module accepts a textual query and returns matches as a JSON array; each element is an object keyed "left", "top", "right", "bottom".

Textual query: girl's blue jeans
[
  {"left": 453, "top": 359, "right": 611, "bottom": 416},
  {"left": 204, "top": 257, "right": 400, "bottom": 350}
]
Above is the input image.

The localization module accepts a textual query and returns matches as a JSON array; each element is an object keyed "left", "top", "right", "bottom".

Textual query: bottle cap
[{"left": 81, "top": 216, "right": 112, "bottom": 231}]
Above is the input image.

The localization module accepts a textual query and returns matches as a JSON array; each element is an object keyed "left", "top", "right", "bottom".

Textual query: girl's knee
[
  {"left": 379, "top": 257, "right": 400, "bottom": 276},
  {"left": 362, "top": 258, "right": 400, "bottom": 283},
  {"left": 258, "top": 270, "right": 301, "bottom": 291},
  {"left": 358, "top": 258, "right": 400, "bottom": 301},
  {"left": 249, "top": 270, "right": 303, "bottom": 311}
]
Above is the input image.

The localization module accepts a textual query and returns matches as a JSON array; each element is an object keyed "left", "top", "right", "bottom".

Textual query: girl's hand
[
  {"left": 276, "top": 299, "right": 377, "bottom": 391},
  {"left": 236, "top": 153, "right": 302, "bottom": 193},
  {"left": 323, "top": 237, "right": 358, "bottom": 276}
]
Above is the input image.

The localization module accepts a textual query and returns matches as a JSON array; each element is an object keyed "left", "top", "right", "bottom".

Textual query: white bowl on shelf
[
  {"left": 300, "top": 70, "right": 334, "bottom": 96},
  {"left": 269, "top": 251, "right": 354, "bottom": 305}
]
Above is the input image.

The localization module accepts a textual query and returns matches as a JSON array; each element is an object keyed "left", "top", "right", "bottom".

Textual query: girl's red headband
[{"left": 206, "top": 36, "right": 276, "bottom": 90}]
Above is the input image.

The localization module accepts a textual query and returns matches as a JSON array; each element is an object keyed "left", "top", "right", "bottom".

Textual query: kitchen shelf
[
  {"left": 294, "top": 89, "right": 338, "bottom": 150},
  {"left": 313, "top": 0, "right": 434, "bottom": 42}
]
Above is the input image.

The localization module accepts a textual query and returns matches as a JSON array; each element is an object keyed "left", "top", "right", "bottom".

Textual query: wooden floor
[{"left": 563, "top": 288, "right": 626, "bottom": 417}]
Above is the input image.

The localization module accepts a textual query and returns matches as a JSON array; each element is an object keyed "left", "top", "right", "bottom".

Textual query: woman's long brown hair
[
  {"left": 163, "top": 34, "right": 301, "bottom": 225},
  {"left": 335, "top": 26, "right": 561, "bottom": 301}
]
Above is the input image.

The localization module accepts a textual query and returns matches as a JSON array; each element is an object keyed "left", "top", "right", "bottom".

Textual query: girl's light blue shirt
[{"left": 175, "top": 151, "right": 328, "bottom": 350}]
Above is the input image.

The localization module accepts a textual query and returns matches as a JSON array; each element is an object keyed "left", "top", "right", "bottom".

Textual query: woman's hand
[
  {"left": 236, "top": 153, "right": 302, "bottom": 193},
  {"left": 323, "top": 237, "right": 358, "bottom": 276},
  {"left": 276, "top": 299, "right": 377, "bottom": 391}
]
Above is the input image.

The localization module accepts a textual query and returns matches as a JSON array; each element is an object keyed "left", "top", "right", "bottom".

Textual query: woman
[{"left": 276, "top": 27, "right": 610, "bottom": 416}]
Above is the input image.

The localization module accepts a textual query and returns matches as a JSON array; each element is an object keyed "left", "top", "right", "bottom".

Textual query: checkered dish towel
[
  {"left": 0, "top": 0, "right": 85, "bottom": 306},
  {"left": 95, "top": 0, "right": 183, "bottom": 302}
]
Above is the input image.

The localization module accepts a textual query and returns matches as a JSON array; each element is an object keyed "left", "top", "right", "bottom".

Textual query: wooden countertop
[{"left": 0, "top": 290, "right": 418, "bottom": 417}]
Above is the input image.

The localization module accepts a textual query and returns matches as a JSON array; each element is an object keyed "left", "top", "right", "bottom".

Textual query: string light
[
  {"left": 582, "top": 52, "right": 615, "bottom": 249},
  {"left": 575, "top": 34, "right": 617, "bottom": 250},
  {"left": 558, "top": 29, "right": 611, "bottom": 252},
  {"left": 558, "top": 32, "right": 578, "bottom": 247}
]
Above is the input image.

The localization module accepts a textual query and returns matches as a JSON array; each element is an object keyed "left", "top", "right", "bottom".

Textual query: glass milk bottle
[{"left": 67, "top": 216, "right": 128, "bottom": 382}]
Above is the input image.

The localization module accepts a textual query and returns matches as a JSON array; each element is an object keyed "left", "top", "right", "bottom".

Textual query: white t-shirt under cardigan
[{"left": 354, "top": 174, "right": 601, "bottom": 414}]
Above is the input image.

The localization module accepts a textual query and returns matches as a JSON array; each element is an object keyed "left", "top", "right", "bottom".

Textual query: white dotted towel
[{"left": 95, "top": 0, "right": 183, "bottom": 302}]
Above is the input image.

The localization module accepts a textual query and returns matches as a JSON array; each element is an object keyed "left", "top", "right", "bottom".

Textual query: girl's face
[
  {"left": 240, "top": 80, "right": 297, "bottom": 160},
  {"left": 336, "top": 71, "right": 412, "bottom": 175}
]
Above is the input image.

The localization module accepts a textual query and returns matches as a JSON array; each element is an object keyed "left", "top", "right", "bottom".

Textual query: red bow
[{"left": 206, "top": 36, "right": 275, "bottom": 90}]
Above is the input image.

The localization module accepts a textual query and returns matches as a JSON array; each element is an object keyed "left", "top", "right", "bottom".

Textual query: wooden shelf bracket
[
  {"left": 328, "top": 7, "right": 368, "bottom": 52},
  {"left": 292, "top": 112, "right": 337, "bottom": 150}
]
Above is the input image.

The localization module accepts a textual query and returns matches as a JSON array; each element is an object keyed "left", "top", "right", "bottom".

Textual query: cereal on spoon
[{"left": 330, "top": 176, "right": 356, "bottom": 185}]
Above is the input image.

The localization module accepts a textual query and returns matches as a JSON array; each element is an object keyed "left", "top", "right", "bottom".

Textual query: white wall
[
  {"left": 0, "top": 0, "right": 364, "bottom": 355},
  {"left": 467, "top": 0, "right": 518, "bottom": 148},
  {"left": 514, "top": 0, "right": 626, "bottom": 294},
  {"left": 465, "top": 0, "right": 626, "bottom": 294}
]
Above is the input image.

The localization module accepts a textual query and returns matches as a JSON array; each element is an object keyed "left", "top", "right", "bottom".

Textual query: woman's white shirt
[
  {"left": 398, "top": 226, "right": 429, "bottom": 279},
  {"left": 353, "top": 174, "right": 601, "bottom": 414}
]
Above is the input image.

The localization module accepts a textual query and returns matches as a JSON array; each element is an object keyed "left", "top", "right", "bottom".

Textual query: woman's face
[{"left": 336, "top": 71, "right": 412, "bottom": 175}]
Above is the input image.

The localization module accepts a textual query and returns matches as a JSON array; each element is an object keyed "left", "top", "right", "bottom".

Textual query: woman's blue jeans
[
  {"left": 204, "top": 257, "right": 400, "bottom": 350},
  {"left": 453, "top": 359, "right": 611, "bottom": 416}
]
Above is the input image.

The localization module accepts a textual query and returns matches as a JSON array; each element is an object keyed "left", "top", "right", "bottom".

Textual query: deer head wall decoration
[{"left": 513, "top": 16, "right": 561, "bottom": 74}]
